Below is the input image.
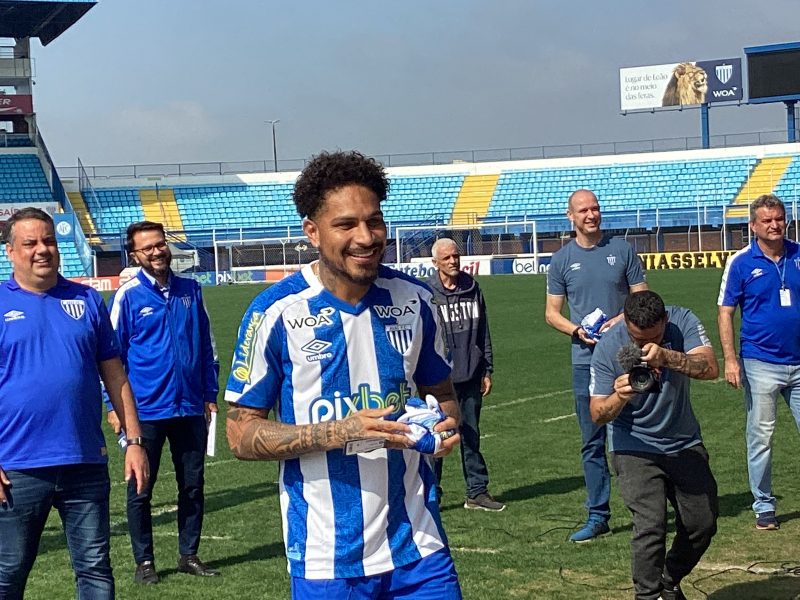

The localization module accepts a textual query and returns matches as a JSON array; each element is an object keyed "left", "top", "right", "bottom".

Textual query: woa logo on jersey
[
  {"left": 286, "top": 306, "right": 335, "bottom": 330},
  {"left": 309, "top": 382, "right": 412, "bottom": 423},
  {"left": 373, "top": 300, "right": 418, "bottom": 319}
]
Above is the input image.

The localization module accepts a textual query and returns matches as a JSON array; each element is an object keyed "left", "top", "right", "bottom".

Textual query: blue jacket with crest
[{"left": 106, "top": 269, "right": 219, "bottom": 420}]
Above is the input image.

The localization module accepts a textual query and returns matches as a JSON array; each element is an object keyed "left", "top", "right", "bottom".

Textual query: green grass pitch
[{"left": 23, "top": 270, "right": 800, "bottom": 599}]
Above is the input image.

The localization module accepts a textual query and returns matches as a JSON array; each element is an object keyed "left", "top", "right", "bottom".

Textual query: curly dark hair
[
  {"left": 293, "top": 150, "right": 389, "bottom": 219},
  {"left": 624, "top": 290, "right": 666, "bottom": 329}
]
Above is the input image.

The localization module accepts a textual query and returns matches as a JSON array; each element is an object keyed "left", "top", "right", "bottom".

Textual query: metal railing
[{"left": 57, "top": 129, "right": 800, "bottom": 181}]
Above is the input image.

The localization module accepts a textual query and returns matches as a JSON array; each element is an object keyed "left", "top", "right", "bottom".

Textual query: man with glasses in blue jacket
[{"left": 107, "top": 221, "right": 220, "bottom": 584}]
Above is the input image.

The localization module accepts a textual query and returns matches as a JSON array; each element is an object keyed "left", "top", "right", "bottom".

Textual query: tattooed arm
[
  {"left": 590, "top": 344, "right": 718, "bottom": 425},
  {"left": 641, "top": 344, "right": 719, "bottom": 380},
  {"left": 226, "top": 405, "right": 414, "bottom": 461},
  {"left": 590, "top": 372, "right": 636, "bottom": 425}
]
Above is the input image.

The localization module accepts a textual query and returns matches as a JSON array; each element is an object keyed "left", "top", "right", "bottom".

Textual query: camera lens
[{"left": 629, "top": 365, "right": 656, "bottom": 393}]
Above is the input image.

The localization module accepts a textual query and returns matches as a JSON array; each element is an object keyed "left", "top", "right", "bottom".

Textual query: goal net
[{"left": 213, "top": 234, "right": 319, "bottom": 283}]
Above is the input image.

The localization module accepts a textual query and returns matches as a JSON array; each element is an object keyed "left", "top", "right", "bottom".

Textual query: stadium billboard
[
  {"left": 0, "top": 94, "right": 33, "bottom": 115},
  {"left": 620, "top": 58, "right": 743, "bottom": 111}
]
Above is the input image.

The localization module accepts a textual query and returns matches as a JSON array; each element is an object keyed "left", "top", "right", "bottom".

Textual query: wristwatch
[{"left": 126, "top": 437, "right": 144, "bottom": 447}]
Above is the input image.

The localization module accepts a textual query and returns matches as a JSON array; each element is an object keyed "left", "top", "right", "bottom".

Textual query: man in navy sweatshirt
[{"left": 428, "top": 238, "right": 504, "bottom": 511}]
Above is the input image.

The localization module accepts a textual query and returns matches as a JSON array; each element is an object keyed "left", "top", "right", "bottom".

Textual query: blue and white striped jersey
[{"left": 225, "top": 263, "right": 452, "bottom": 579}]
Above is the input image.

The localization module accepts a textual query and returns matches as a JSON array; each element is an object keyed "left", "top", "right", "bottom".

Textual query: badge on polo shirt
[{"left": 61, "top": 299, "right": 86, "bottom": 320}]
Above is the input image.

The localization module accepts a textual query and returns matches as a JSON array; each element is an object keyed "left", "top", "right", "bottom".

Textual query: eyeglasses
[{"left": 133, "top": 241, "right": 168, "bottom": 255}]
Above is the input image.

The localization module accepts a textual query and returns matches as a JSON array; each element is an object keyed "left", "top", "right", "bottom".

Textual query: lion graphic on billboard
[{"left": 662, "top": 63, "right": 708, "bottom": 106}]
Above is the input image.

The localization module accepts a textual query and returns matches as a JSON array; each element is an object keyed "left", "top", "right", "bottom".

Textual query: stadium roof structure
[{"left": 0, "top": 0, "right": 96, "bottom": 46}]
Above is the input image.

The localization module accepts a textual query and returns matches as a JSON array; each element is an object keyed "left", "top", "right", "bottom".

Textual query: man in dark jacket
[{"left": 428, "top": 238, "right": 504, "bottom": 511}]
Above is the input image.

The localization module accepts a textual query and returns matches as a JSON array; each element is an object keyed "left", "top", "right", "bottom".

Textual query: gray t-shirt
[
  {"left": 589, "top": 306, "right": 712, "bottom": 454},
  {"left": 547, "top": 236, "right": 646, "bottom": 365}
]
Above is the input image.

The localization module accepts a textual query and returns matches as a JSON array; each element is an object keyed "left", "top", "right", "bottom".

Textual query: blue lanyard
[{"left": 770, "top": 253, "right": 787, "bottom": 290}]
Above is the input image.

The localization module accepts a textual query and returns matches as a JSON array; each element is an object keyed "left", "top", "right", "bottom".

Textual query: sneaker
[
  {"left": 756, "top": 511, "right": 779, "bottom": 530},
  {"left": 659, "top": 577, "right": 687, "bottom": 600},
  {"left": 569, "top": 519, "right": 611, "bottom": 543},
  {"left": 133, "top": 560, "right": 159, "bottom": 585},
  {"left": 464, "top": 492, "right": 506, "bottom": 512}
]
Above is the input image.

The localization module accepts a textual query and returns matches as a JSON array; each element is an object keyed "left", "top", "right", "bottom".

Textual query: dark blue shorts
[{"left": 291, "top": 548, "right": 461, "bottom": 600}]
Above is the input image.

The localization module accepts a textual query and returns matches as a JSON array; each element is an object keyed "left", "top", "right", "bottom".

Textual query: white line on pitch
[
  {"left": 451, "top": 547, "right": 500, "bottom": 555},
  {"left": 484, "top": 389, "right": 571, "bottom": 411},
  {"left": 541, "top": 413, "right": 576, "bottom": 423}
]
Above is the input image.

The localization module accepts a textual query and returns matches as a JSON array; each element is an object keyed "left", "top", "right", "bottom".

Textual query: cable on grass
[
  {"left": 534, "top": 514, "right": 586, "bottom": 540},
  {"left": 688, "top": 560, "right": 800, "bottom": 598}
]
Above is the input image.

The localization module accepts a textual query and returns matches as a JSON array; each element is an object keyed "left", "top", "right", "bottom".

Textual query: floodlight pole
[
  {"left": 786, "top": 101, "right": 797, "bottom": 142},
  {"left": 265, "top": 119, "right": 280, "bottom": 172}
]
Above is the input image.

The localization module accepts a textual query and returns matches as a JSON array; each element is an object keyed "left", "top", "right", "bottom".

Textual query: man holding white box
[{"left": 545, "top": 189, "right": 648, "bottom": 542}]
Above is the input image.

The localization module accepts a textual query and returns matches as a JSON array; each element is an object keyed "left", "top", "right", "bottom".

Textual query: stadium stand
[
  {"left": 488, "top": 157, "right": 760, "bottom": 220},
  {"left": 86, "top": 188, "right": 145, "bottom": 235},
  {"left": 383, "top": 174, "right": 464, "bottom": 224},
  {"left": 774, "top": 155, "right": 800, "bottom": 204},
  {"left": 75, "top": 151, "right": 800, "bottom": 241},
  {"left": 0, "top": 154, "right": 53, "bottom": 202},
  {"left": 0, "top": 153, "right": 94, "bottom": 279},
  {"left": 60, "top": 146, "right": 800, "bottom": 273},
  {"left": 173, "top": 183, "right": 296, "bottom": 230}
]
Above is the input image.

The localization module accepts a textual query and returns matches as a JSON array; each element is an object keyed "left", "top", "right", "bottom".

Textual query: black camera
[
  {"left": 628, "top": 364, "right": 660, "bottom": 393},
  {"left": 617, "top": 343, "right": 661, "bottom": 394}
]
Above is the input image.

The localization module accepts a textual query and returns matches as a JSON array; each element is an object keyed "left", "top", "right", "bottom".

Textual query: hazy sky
[{"left": 22, "top": 0, "right": 800, "bottom": 169}]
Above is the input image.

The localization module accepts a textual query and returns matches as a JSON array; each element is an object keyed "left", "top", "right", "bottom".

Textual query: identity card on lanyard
[
  {"left": 780, "top": 287, "right": 792, "bottom": 307},
  {"left": 775, "top": 255, "right": 791, "bottom": 307}
]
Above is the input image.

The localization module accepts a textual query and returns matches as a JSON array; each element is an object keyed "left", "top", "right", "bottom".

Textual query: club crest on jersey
[
  {"left": 373, "top": 299, "right": 418, "bottom": 319},
  {"left": 607, "top": 255, "right": 616, "bottom": 266},
  {"left": 286, "top": 306, "right": 335, "bottom": 330},
  {"left": 180, "top": 296, "right": 192, "bottom": 309},
  {"left": 385, "top": 323, "right": 413, "bottom": 353},
  {"left": 61, "top": 299, "right": 85, "bottom": 320}
]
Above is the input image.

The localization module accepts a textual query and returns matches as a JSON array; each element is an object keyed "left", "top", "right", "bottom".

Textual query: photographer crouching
[{"left": 589, "top": 290, "right": 719, "bottom": 600}]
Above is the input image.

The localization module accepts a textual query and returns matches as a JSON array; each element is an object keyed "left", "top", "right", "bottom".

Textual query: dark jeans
[
  {"left": 435, "top": 376, "right": 490, "bottom": 498},
  {"left": 128, "top": 416, "right": 207, "bottom": 564},
  {"left": 611, "top": 446, "right": 718, "bottom": 600},
  {"left": 0, "top": 464, "right": 114, "bottom": 600},
  {"left": 573, "top": 364, "right": 611, "bottom": 521}
]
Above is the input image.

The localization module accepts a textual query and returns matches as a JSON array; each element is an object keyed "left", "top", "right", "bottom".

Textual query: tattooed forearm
[
  {"left": 591, "top": 395, "right": 627, "bottom": 424},
  {"left": 226, "top": 406, "right": 379, "bottom": 461},
  {"left": 660, "top": 348, "right": 716, "bottom": 380}
]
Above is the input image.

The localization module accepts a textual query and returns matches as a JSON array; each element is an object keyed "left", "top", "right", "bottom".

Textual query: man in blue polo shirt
[
  {"left": 545, "top": 188, "right": 647, "bottom": 542},
  {"left": 107, "top": 221, "right": 220, "bottom": 584},
  {"left": 590, "top": 290, "right": 719, "bottom": 600},
  {"left": 718, "top": 193, "right": 800, "bottom": 531},
  {"left": 0, "top": 207, "right": 148, "bottom": 599}
]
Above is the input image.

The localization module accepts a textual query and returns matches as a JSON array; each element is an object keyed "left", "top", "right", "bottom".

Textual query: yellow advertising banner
[{"left": 638, "top": 251, "right": 737, "bottom": 270}]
